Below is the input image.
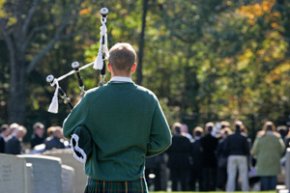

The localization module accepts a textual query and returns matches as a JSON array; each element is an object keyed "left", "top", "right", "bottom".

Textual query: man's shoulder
[
  {"left": 85, "top": 84, "right": 157, "bottom": 99},
  {"left": 7, "top": 136, "right": 19, "bottom": 144},
  {"left": 134, "top": 84, "right": 157, "bottom": 97},
  {"left": 229, "top": 133, "right": 248, "bottom": 141},
  {"left": 85, "top": 86, "right": 103, "bottom": 95},
  {"left": 228, "top": 133, "right": 238, "bottom": 140},
  {"left": 81, "top": 86, "right": 107, "bottom": 101}
]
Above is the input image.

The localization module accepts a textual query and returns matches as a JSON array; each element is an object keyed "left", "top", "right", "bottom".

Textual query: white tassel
[
  {"left": 93, "top": 48, "right": 104, "bottom": 70},
  {"left": 48, "top": 80, "right": 59, "bottom": 113},
  {"left": 104, "top": 33, "right": 109, "bottom": 59},
  {"left": 102, "top": 23, "right": 109, "bottom": 59},
  {"left": 93, "top": 21, "right": 108, "bottom": 70}
]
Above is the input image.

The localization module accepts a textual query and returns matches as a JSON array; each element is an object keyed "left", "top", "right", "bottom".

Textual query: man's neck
[
  {"left": 110, "top": 76, "right": 133, "bottom": 83},
  {"left": 111, "top": 74, "right": 131, "bottom": 78}
]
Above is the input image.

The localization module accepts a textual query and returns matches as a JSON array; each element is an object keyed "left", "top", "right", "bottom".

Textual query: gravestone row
[
  {"left": 0, "top": 154, "right": 31, "bottom": 193},
  {"left": 43, "top": 149, "right": 87, "bottom": 193},
  {"left": 286, "top": 148, "right": 290, "bottom": 191},
  {"left": 0, "top": 151, "right": 80, "bottom": 193}
]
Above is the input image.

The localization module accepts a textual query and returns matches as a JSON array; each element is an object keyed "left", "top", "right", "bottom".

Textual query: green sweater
[
  {"left": 251, "top": 132, "right": 285, "bottom": 176},
  {"left": 63, "top": 81, "right": 172, "bottom": 181}
]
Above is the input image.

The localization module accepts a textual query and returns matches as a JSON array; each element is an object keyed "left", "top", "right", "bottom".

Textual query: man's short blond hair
[{"left": 109, "top": 43, "right": 137, "bottom": 72}]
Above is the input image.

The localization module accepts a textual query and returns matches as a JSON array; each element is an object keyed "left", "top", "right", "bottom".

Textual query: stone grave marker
[
  {"left": 286, "top": 148, "right": 290, "bottom": 191},
  {"left": 62, "top": 165, "right": 75, "bottom": 193},
  {"left": 44, "top": 149, "right": 87, "bottom": 193},
  {"left": 0, "top": 153, "right": 31, "bottom": 193},
  {"left": 18, "top": 155, "right": 62, "bottom": 193},
  {"left": 25, "top": 163, "right": 33, "bottom": 193}
]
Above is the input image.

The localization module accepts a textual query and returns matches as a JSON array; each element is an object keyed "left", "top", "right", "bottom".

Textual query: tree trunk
[
  {"left": 137, "top": 0, "right": 149, "bottom": 85},
  {"left": 8, "top": 57, "right": 27, "bottom": 124}
]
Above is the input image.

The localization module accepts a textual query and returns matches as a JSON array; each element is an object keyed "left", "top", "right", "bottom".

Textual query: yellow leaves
[
  {"left": 7, "top": 17, "right": 16, "bottom": 26},
  {"left": 236, "top": 0, "right": 276, "bottom": 24},
  {"left": 257, "top": 31, "right": 287, "bottom": 62},
  {"left": 0, "top": 10, "right": 5, "bottom": 18},
  {"left": 271, "top": 22, "right": 280, "bottom": 30},
  {"left": 237, "top": 49, "right": 254, "bottom": 70},
  {"left": 0, "top": 0, "right": 17, "bottom": 26},
  {"left": 79, "top": 8, "right": 91, "bottom": 15},
  {"left": 0, "top": 0, "right": 6, "bottom": 18},
  {"left": 111, "top": 28, "right": 122, "bottom": 39},
  {"left": 265, "top": 62, "right": 290, "bottom": 83},
  {"left": 273, "top": 62, "right": 290, "bottom": 74}
]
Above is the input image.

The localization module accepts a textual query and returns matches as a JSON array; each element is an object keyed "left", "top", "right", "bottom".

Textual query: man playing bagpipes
[{"left": 62, "top": 42, "right": 172, "bottom": 193}]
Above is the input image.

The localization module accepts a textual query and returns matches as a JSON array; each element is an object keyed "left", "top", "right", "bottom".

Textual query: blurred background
[{"left": 0, "top": 0, "right": 289, "bottom": 139}]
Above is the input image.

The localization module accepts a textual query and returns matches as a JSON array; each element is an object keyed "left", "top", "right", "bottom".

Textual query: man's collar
[{"left": 109, "top": 76, "right": 133, "bottom": 83}]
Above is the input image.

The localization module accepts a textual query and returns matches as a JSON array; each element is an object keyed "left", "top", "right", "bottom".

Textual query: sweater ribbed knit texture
[{"left": 63, "top": 82, "right": 171, "bottom": 181}]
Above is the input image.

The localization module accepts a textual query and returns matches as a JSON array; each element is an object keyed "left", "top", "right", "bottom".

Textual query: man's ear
[
  {"left": 108, "top": 63, "right": 112, "bottom": 72},
  {"left": 130, "top": 63, "right": 137, "bottom": 73}
]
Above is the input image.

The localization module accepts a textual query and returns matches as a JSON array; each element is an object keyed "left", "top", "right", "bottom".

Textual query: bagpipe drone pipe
[
  {"left": 46, "top": 7, "right": 109, "bottom": 163},
  {"left": 46, "top": 7, "right": 109, "bottom": 114}
]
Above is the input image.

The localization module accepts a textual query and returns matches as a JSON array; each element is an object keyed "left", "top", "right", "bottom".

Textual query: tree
[
  {"left": 0, "top": 0, "right": 90, "bottom": 123},
  {"left": 136, "top": 0, "right": 149, "bottom": 85}
]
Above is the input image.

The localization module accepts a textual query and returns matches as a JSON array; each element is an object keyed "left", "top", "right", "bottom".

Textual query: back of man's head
[
  {"left": 33, "top": 122, "right": 44, "bottom": 131},
  {"left": 0, "top": 124, "right": 8, "bottom": 134},
  {"left": 173, "top": 122, "right": 182, "bottom": 135},
  {"left": 16, "top": 126, "right": 27, "bottom": 140},
  {"left": 264, "top": 121, "right": 275, "bottom": 132},
  {"left": 193, "top": 126, "right": 204, "bottom": 137},
  {"left": 109, "top": 43, "right": 137, "bottom": 72},
  {"left": 9, "top": 123, "right": 20, "bottom": 136},
  {"left": 205, "top": 122, "right": 214, "bottom": 134},
  {"left": 234, "top": 121, "right": 243, "bottom": 133}
]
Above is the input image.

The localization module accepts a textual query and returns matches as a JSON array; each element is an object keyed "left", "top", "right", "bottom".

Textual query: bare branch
[
  {"left": 0, "top": 19, "right": 16, "bottom": 67},
  {"left": 22, "top": 0, "right": 41, "bottom": 35},
  {"left": 26, "top": 0, "right": 83, "bottom": 74},
  {"left": 26, "top": 21, "right": 67, "bottom": 74},
  {"left": 22, "top": 24, "right": 50, "bottom": 51},
  {"left": 26, "top": 38, "right": 57, "bottom": 74}
]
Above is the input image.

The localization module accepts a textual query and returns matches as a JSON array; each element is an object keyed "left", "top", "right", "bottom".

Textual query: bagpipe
[
  {"left": 46, "top": 7, "right": 109, "bottom": 114},
  {"left": 46, "top": 7, "right": 110, "bottom": 163}
]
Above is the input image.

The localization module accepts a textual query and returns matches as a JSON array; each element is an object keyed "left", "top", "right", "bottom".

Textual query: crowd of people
[
  {"left": 145, "top": 120, "right": 289, "bottom": 192},
  {"left": 0, "top": 122, "right": 68, "bottom": 155},
  {"left": 0, "top": 120, "right": 289, "bottom": 192}
]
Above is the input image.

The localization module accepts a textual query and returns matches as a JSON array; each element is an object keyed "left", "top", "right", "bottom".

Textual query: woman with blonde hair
[{"left": 251, "top": 121, "right": 285, "bottom": 190}]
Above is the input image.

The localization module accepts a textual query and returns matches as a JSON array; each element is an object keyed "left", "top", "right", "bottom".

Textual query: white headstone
[
  {"left": 286, "top": 148, "right": 290, "bottom": 190},
  {"left": 26, "top": 163, "right": 33, "bottom": 193},
  {"left": 0, "top": 154, "right": 30, "bottom": 193},
  {"left": 62, "top": 165, "right": 75, "bottom": 193},
  {"left": 18, "top": 155, "right": 62, "bottom": 193},
  {"left": 43, "top": 149, "right": 87, "bottom": 193}
]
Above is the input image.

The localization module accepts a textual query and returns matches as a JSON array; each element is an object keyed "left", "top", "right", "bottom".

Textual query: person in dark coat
[
  {"left": 167, "top": 122, "right": 192, "bottom": 191},
  {"left": 5, "top": 125, "right": 27, "bottom": 155},
  {"left": 30, "top": 122, "right": 46, "bottom": 149},
  {"left": 145, "top": 153, "right": 167, "bottom": 191},
  {"left": 216, "top": 127, "right": 232, "bottom": 190},
  {"left": 200, "top": 122, "right": 218, "bottom": 191},
  {"left": 0, "top": 124, "right": 9, "bottom": 153},
  {"left": 224, "top": 121, "right": 250, "bottom": 192},
  {"left": 190, "top": 126, "right": 204, "bottom": 191},
  {"left": 0, "top": 134, "right": 5, "bottom": 153},
  {"left": 285, "top": 127, "right": 290, "bottom": 149},
  {"left": 45, "top": 126, "right": 66, "bottom": 150}
]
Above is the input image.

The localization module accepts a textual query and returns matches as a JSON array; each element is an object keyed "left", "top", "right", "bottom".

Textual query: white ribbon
[
  {"left": 93, "top": 18, "right": 109, "bottom": 70},
  {"left": 102, "top": 24, "right": 109, "bottom": 59},
  {"left": 70, "top": 134, "right": 87, "bottom": 164},
  {"left": 48, "top": 79, "right": 59, "bottom": 114},
  {"left": 93, "top": 47, "right": 104, "bottom": 70}
]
